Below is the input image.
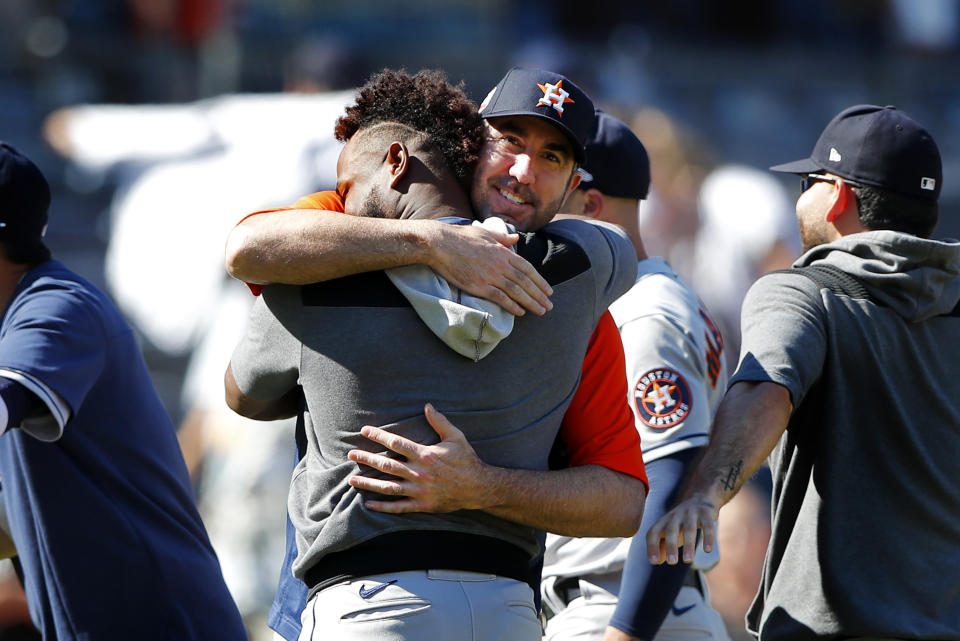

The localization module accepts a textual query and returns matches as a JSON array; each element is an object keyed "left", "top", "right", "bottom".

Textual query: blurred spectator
[
  {"left": 0, "top": 561, "right": 37, "bottom": 641},
  {"left": 692, "top": 164, "right": 800, "bottom": 361},
  {"left": 889, "top": 0, "right": 959, "bottom": 53},
  {"left": 282, "top": 36, "right": 369, "bottom": 94},
  {"left": 631, "top": 107, "right": 712, "bottom": 283},
  {"left": 630, "top": 109, "right": 799, "bottom": 363},
  {"left": 45, "top": 90, "right": 350, "bottom": 354},
  {"left": 84, "top": 0, "right": 238, "bottom": 102}
]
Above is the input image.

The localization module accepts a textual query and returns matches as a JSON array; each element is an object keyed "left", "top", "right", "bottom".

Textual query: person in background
[
  {"left": 0, "top": 142, "right": 246, "bottom": 639},
  {"left": 648, "top": 104, "right": 960, "bottom": 641},
  {"left": 542, "top": 111, "right": 730, "bottom": 641}
]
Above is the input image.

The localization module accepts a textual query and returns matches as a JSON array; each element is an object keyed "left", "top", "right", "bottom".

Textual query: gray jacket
[{"left": 731, "top": 230, "right": 960, "bottom": 640}]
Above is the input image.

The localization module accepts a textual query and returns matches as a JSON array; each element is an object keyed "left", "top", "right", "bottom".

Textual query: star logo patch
[
  {"left": 633, "top": 368, "right": 692, "bottom": 429},
  {"left": 537, "top": 80, "right": 574, "bottom": 116}
]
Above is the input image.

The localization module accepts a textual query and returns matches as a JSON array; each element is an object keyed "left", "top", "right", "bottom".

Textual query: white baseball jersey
[{"left": 544, "top": 257, "right": 728, "bottom": 578}]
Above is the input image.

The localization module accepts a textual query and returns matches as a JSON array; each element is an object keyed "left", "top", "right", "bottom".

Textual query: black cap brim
[{"left": 769, "top": 158, "right": 822, "bottom": 175}]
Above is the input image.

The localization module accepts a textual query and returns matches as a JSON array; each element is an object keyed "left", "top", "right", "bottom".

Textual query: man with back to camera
[
  {"left": 541, "top": 110, "right": 731, "bottom": 641},
  {"left": 647, "top": 104, "right": 960, "bottom": 640},
  {"left": 0, "top": 143, "right": 247, "bottom": 640},
  {"left": 225, "top": 68, "right": 647, "bottom": 640}
]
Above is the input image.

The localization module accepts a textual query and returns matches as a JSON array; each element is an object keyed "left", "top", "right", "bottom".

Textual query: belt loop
[
  {"left": 683, "top": 569, "right": 703, "bottom": 596},
  {"left": 555, "top": 576, "right": 582, "bottom": 606}
]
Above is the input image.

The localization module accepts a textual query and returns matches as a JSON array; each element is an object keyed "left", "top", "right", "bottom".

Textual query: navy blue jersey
[
  {"left": 0, "top": 260, "right": 246, "bottom": 640},
  {"left": 268, "top": 514, "right": 306, "bottom": 641},
  {"left": 268, "top": 442, "right": 307, "bottom": 641}
]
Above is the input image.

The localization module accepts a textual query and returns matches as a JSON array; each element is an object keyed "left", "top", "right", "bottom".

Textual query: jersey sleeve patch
[{"left": 632, "top": 368, "right": 692, "bottom": 429}]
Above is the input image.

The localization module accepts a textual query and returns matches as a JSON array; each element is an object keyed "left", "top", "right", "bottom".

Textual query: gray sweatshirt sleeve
[
  {"left": 729, "top": 272, "right": 828, "bottom": 409},
  {"left": 230, "top": 285, "right": 301, "bottom": 401}
]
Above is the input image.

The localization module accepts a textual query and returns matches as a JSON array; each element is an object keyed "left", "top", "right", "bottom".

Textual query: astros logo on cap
[
  {"left": 537, "top": 80, "right": 574, "bottom": 116},
  {"left": 633, "top": 368, "right": 692, "bottom": 429}
]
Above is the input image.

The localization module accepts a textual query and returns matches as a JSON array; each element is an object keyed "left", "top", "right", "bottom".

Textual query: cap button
[{"left": 884, "top": 105, "right": 897, "bottom": 110}]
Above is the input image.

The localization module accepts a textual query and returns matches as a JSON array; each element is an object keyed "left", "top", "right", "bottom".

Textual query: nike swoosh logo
[
  {"left": 672, "top": 603, "right": 696, "bottom": 616},
  {"left": 358, "top": 579, "right": 398, "bottom": 599}
]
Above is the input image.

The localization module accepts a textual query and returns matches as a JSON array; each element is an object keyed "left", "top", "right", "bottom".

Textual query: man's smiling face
[{"left": 470, "top": 116, "right": 581, "bottom": 232}]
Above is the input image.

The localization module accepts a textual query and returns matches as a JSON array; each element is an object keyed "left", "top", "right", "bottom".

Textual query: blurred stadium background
[
  {"left": 0, "top": 1, "right": 957, "bottom": 639},
  {"left": 3, "top": 0, "right": 958, "bottom": 411}
]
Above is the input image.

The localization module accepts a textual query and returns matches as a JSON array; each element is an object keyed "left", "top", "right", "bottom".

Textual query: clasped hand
[
  {"left": 347, "top": 403, "right": 494, "bottom": 514},
  {"left": 429, "top": 222, "right": 553, "bottom": 317},
  {"left": 645, "top": 495, "right": 719, "bottom": 566}
]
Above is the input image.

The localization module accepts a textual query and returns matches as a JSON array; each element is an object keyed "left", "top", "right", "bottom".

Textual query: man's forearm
[
  {"left": 680, "top": 380, "right": 792, "bottom": 507},
  {"left": 481, "top": 464, "right": 646, "bottom": 538},
  {"left": 646, "top": 381, "right": 791, "bottom": 565},
  {"left": 350, "top": 407, "right": 644, "bottom": 536},
  {"left": 225, "top": 210, "right": 436, "bottom": 285},
  {"left": 226, "top": 209, "right": 554, "bottom": 316}
]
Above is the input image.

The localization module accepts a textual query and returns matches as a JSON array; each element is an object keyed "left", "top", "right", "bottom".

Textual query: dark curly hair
[{"left": 335, "top": 69, "right": 483, "bottom": 191}]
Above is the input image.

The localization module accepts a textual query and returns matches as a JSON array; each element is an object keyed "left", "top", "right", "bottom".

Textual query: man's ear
[
  {"left": 581, "top": 189, "right": 605, "bottom": 220},
  {"left": 557, "top": 168, "right": 583, "bottom": 210},
  {"left": 386, "top": 141, "right": 410, "bottom": 188},
  {"left": 825, "top": 178, "right": 851, "bottom": 223}
]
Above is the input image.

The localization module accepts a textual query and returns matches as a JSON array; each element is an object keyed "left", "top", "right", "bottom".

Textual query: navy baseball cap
[
  {"left": 0, "top": 142, "right": 50, "bottom": 252},
  {"left": 479, "top": 67, "right": 595, "bottom": 163},
  {"left": 577, "top": 110, "right": 650, "bottom": 199},
  {"left": 770, "top": 104, "right": 941, "bottom": 201}
]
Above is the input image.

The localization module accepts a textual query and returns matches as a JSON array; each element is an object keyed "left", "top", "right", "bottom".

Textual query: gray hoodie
[
  {"left": 386, "top": 217, "right": 518, "bottom": 361},
  {"left": 732, "top": 230, "right": 960, "bottom": 640}
]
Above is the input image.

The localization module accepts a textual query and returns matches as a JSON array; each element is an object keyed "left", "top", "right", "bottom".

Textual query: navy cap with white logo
[
  {"left": 0, "top": 142, "right": 50, "bottom": 251},
  {"left": 578, "top": 110, "right": 650, "bottom": 200},
  {"left": 770, "top": 104, "right": 941, "bottom": 201},
  {"left": 479, "top": 67, "right": 595, "bottom": 163}
]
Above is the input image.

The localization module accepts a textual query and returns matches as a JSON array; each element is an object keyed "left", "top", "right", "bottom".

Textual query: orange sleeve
[
  {"left": 290, "top": 190, "right": 345, "bottom": 212},
  {"left": 237, "top": 191, "right": 346, "bottom": 295},
  {"left": 559, "top": 311, "right": 648, "bottom": 489},
  {"left": 237, "top": 190, "right": 345, "bottom": 226}
]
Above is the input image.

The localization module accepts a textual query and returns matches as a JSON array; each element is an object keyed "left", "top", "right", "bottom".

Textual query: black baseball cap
[
  {"left": 770, "top": 104, "right": 941, "bottom": 201},
  {"left": 0, "top": 142, "right": 51, "bottom": 254},
  {"left": 479, "top": 67, "right": 595, "bottom": 163},
  {"left": 577, "top": 110, "right": 650, "bottom": 200}
]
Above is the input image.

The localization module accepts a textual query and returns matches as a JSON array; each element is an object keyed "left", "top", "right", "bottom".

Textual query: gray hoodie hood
[
  {"left": 797, "top": 230, "right": 960, "bottom": 322},
  {"left": 386, "top": 217, "right": 517, "bottom": 361}
]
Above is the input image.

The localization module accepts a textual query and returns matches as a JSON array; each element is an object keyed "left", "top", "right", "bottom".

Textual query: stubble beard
[
  {"left": 798, "top": 220, "right": 831, "bottom": 253},
  {"left": 359, "top": 185, "right": 389, "bottom": 219}
]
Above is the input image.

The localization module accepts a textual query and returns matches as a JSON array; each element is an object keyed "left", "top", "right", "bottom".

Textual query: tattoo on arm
[{"left": 720, "top": 460, "right": 743, "bottom": 491}]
